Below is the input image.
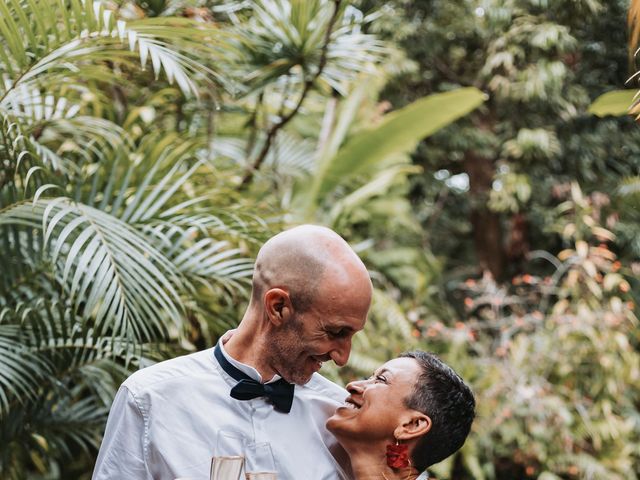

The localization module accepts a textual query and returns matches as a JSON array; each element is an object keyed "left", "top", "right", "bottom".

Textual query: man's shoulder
[
  {"left": 123, "top": 348, "right": 217, "bottom": 394},
  {"left": 301, "top": 372, "right": 347, "bottom": 403}
]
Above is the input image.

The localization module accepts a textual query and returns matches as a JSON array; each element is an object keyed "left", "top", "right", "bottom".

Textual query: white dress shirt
[{"left": 92, "top": 341, "right": 349, "bottom": 480}]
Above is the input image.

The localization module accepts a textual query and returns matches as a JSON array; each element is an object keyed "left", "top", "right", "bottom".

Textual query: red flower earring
[{"left": 386, "top": 440, "right": 410, "bottom": 469}]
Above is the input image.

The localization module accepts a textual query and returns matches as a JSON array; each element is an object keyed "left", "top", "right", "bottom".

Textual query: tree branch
[
  {"left": 238, "top": 0, "right": 342, "bottom": 189},
  {"left": 244, "top": 91, "right": 265, "bottom": 159}
]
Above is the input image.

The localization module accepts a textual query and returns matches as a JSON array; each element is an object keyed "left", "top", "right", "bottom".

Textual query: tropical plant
[
  {"left": 366, "top": 0, "right": 640, "bottom": 283},
  {"left": 340, "top": 1, "right": 640, "bottom": 477},
  {"left": 411, "top": 185, "right": 640, "bottom": 479},
  {"left": 0, "top": 0, "right": 307, "bottom": 476},
  {"left": 0, "top": 0, "right": 430, "bottom": 476},
  {"left": 300, "top": 83, "right": 486, "bottom": 380},
  {"left": 4, "top": 0, "right": 635, "bottom": 479},
  {"left": 204, "top": 2, "right": 488, "bottom": 384},
  {"left": 591, "top": 0, "right": 640, "bottom": 116},
  {"left": 0, "top": 58, "right": 242, "bottom": 480}
]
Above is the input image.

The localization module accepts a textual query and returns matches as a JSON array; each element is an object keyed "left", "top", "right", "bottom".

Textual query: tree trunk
[{"left": 463, "top": 151, "right": 506, "bottom": 281}]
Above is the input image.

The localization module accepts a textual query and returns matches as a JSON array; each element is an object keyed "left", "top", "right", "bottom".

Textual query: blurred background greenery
[{"left": 0, "top": 0, "right": 638, "bottom": 478}]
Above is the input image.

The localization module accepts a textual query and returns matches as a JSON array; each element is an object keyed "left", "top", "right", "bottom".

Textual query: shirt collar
[{"left": 218, "top": 337, "right": 283, "bottom": 384}]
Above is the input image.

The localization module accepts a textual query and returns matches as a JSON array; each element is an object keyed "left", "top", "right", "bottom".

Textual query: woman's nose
[{"left": 346, "top": 379, "right": 366, "bottom": 394}]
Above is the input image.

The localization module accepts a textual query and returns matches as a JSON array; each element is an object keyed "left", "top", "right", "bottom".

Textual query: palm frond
[
  {"left": 0, "top": 385, "right": 111, "bottom": 472},
  {"left": 120, "top": 157, "right": 203, "bottom": 223},
  {"left": 0, "top": 324, "right": 52, "bottom": 416},
  {"left": 0, "top": 112, "right": 59, "bottom": 200},
  {"left": 0, "top": 199, "right": 185, "bottom": 341},
  {"left": 164, "top": 232, "right": 253, "bottom": 289},
  {"left": 148, "top": 208, "right": 271, "bottom": 240},
  {"left": 32, "top": 116, "right": 131, "bottom": 177},
  {"left": 212, "top": 132, "right": 315, "bottom": 176},
  {"left": 0, "top": 0, "right": 239, "bottom": 110},
  {"left": 129, "top": 175, "right": 258, "bottom": 296},
  {"left": 228, "top": 0, "right": 384, "bottom": 95}
]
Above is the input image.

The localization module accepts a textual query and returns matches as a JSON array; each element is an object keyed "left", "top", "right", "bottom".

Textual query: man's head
[
  {"left": 400, "top": 351, "right": 475, "bottom": 470},
  {"left": 250, "top": 225, "right": 372, "bottom": 385}
]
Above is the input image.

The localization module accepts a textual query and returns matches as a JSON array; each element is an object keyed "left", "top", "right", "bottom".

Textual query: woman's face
[{"left": 326, "top": 357, "right": 421, "bottom": 442}]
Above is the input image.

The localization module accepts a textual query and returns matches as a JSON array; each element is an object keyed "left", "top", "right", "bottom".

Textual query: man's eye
[
  {"left": 374, "top": 375, "right": 387, "bottom": 383},
  {"left": 327, "top": 329, "right": 346, "bottom": 339}
]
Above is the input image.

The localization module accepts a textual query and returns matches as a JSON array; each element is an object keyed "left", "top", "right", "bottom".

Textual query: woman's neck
[{"left": 343, "top": 443, "right": 420, "bottom": 480}]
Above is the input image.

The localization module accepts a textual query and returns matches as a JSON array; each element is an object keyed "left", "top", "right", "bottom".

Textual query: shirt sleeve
[{"left": 92, "top": 385, "right": 152, "bottom": 480}]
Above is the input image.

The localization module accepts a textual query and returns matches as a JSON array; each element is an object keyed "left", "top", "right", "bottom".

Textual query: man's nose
[{"left": 329, "top": 338, "right": 352, "bottom": 367}]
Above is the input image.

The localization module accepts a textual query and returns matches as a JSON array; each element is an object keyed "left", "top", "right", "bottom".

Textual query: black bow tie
[{"left": 214, "top": 343, "right": 295, "bottom": 413}]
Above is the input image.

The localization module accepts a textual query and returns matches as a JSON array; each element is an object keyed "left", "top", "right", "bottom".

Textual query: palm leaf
[
  {"left": 213, "top": 132, "right": 316, "bottom": 176},
  {"left": 0, "top": 324, "right": 52, "bottom": 416},
  {"left": 0, "top": 0, "right": 239, "bottom": 108},
  {"left": 0, "top": 199, "right": 185, "bottom": 341},
  {"left": 326, "top": 164, "right": 420, "bottom": 226},
  {"left": 169, "top": 235, "right": 253, "bottom": 288},
  {"left": 229, "top": 0, "right": 384, "bottom": 95},
  {"left": 148, "top": 210, "right": 272, "bottom": 246}
]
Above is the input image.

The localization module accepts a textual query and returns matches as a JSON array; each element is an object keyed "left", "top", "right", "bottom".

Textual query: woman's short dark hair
[{"left": 400, "top": 351, "right": 475, "bottom": 471}]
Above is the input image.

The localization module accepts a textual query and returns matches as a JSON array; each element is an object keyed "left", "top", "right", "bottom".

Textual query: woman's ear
[
  {"left": 264, "top": 288, "right": 293, "bottom": 326},
  {"left": 394, "top": 411, "right": 432, "bottom": 441}
]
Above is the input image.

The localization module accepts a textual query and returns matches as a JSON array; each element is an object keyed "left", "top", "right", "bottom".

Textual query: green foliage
[
  {"left": 1, "top": 0, "right": 639, "bottom": 479},
  {"left": 418, "top": 187, "right": 640, "bottom": 479},
  {"left": 370, "top": 0, "right": 640, "bottom": 279},
  {"left": 0, "top": 0, "right": 407, "bottom": 476},
  {"left": 588, "top": 90, "right": 638, "bottom": 117},
  {"left": 229, "top": 0, "right": 382, "bottom": 95},
  {"left": 346, "top": 0, "right": 640, "bottom": 478},
  {"left": 307, "top": 87, "right": 486, "bottom": 203},
  {"left": 0, "top": 1, "right": 291, "bottom": 477}
]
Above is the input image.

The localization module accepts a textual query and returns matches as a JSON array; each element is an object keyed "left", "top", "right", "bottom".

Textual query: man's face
[{"left": 268, "top": 293, "right": 368, "bottom": 385}]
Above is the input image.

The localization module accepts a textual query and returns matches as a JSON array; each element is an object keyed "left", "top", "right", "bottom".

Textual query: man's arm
[{"left": 92, "top": 385, "right": 151, "bottom": 480}]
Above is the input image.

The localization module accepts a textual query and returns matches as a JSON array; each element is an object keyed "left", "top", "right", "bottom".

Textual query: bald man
[{"left": 93, "top": 225, "right": 373, "bottom": 480}]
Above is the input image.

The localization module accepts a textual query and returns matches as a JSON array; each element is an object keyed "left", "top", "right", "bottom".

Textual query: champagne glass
[
  {"left": 210, "top": 430, "right": 245, "bottom": 480},
  {"left": 244, "top": 442, "right": 277, "bottom": 480}
]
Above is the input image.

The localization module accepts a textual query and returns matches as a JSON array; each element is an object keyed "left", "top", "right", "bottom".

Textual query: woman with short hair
[{"left": 326, "top": 351, "right": 475, "bottom": 480}]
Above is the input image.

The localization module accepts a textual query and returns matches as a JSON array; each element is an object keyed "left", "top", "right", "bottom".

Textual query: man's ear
[
  {"left": 394, "top": 411, "right": 432, "bottom": 441},
  {"left": 264, "top": 288, "right": 293, "bottom": 326}
]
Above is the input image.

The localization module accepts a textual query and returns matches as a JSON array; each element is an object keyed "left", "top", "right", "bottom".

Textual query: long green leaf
[
  {"left": 304, "top": 87, "right": 486, "bottom": 206},
  {"left": 587, "top": 90, "right": 637, "bottom": 117}
]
